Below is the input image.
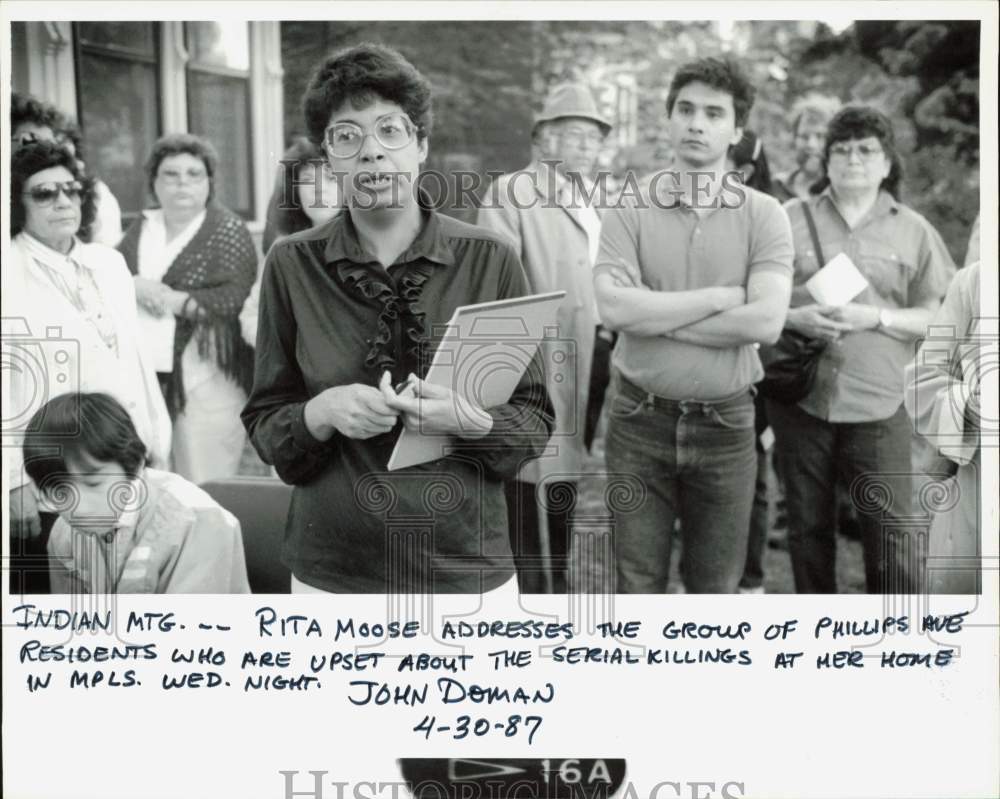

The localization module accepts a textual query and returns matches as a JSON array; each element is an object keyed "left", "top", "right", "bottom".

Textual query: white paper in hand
[
  {"left": 805, "top": 252, "right": 869, "bottom": 306},
  {"left": 386, "top": 290, "right": 566, "bottom": 471}
]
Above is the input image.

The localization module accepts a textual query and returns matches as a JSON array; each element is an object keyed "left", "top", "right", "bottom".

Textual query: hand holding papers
[
  {"left": 805, "top": 252, "right": 869, "bottom": 307},
  {"left": 384, "top": 290, "right": 566, "bottom": 470}
]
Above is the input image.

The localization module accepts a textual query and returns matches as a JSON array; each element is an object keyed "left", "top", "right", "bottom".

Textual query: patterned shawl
[{"left": 118, "top": 204, "right": 258, "bottom": 418}]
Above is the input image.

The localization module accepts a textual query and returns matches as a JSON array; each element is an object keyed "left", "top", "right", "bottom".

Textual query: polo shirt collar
[
  {"left": 324, "top": 205, "right": 455, "bottom": 268},
  {"left": 651, "top": 164, "right": 725, "bottom": 216}
]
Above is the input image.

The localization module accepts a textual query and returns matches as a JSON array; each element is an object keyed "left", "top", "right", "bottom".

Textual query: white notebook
[
  {"left": 805, "top": 252, "right": 869, "bottom": 306},
  {"left": 386, "top": 290, "right": 566, "bottom": 471}
]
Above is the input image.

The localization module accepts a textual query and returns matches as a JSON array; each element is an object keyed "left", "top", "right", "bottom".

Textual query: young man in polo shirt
[{"left": 594, "top": 57, "right": 794, "bottom": 594}]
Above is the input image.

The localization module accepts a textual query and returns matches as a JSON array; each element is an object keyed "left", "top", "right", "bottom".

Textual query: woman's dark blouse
[{"left": 241, "top": 209, "right": 555, "bottom": 593}]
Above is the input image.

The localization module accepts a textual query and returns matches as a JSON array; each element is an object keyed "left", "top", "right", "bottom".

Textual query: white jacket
[{"left": 3, "top": 233, "right": 171, "bottom": 491}]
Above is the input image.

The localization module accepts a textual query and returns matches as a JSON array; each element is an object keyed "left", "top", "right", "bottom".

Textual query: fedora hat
[{"left": 533, "top": 82, "right": 612, "bottom": 136}]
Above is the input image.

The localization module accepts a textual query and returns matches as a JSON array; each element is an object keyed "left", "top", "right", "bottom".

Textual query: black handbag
[{"left": 758, "top": 202, "right": 827, "bottom": 404}]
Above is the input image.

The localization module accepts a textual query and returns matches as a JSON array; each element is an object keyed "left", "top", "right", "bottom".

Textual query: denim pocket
[
  {"left": 707, "top": 399, "right": 755, "bottom": 430},
  {"left": 609, "top": 392, "right": 646, "bottom": 419}
]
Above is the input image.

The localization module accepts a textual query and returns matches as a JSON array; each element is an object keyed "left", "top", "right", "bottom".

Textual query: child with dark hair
[{"left": 24, "top": 393, "right": 250, "bottom": 594}]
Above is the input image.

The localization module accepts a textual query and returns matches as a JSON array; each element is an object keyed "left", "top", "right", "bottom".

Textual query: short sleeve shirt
[
  {"left": 596, "top": 179, "right": 794, "bottom": 400},
  {"left": 788, "top": 190, "right": 956, "bottom": 422}
]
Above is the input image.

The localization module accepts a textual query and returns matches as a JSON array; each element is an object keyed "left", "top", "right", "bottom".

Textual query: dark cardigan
[{"left": 118, "top": 204, "right": 258, "bottom": 418}]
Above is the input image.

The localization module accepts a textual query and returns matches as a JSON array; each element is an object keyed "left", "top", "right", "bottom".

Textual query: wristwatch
[{"left": 877, "top": 308, "right": 893, "bottom": 331}]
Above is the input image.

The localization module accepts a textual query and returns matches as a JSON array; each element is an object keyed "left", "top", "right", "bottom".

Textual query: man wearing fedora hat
[{"left": 477, "top": 82, "right": 612, "bottom": 593}]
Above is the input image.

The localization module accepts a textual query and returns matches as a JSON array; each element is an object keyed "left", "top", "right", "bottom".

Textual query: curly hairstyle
[
  {"left": 11, "top": 92, "right": 64, "bottom": 138},
  {"left": 301, "top": 42, "right": 433, "bottom": 148},
  {"left": 144, "top": 132, "right": 220, "bottom": 204},
  {"left": 23, "top": 393, "right": 148, "bottom": 493},
  {"left": 11, "top": 140, "right": 97, "bottom": 242},
  {"left": 811, "top": 105, "right": 903, "bottom": 200},
  {"left": 666, "top": 56, "right": 757, "bottom": 128}
]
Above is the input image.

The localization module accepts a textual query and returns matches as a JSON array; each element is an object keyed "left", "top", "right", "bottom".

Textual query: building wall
[{"left": 10, "top": 20, "right": 285, "bottom": 252}]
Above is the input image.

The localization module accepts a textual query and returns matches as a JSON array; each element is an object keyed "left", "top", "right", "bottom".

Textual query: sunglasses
[{"left": 23, "top": 180, "right": 84, "bottom": 206}]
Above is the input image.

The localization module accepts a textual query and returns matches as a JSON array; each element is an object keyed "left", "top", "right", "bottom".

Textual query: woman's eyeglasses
[
  {"left": 157, "top": 168, "right": 209, "bottom": 185},
  {"left": 828, "top": 142, "right": 884, "bottom": 161},
  {"left": 23, "top": 181, "right": 84, "bottom": 206},
  {"left": 324, "top": 112, "right": 417, "bottom": 158}
]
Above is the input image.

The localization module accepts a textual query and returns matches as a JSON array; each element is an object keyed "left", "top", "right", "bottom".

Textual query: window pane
[
  {"left": 185, "top": 22, "right": 250, "bottom": 71},
  {"left": 77, "top": 22, "right": 155, "bottom": 57},
  {"left": 187, "top": 71, "right": 253, "bottom": 217},
  {"left": 77, "top": 52, "right": 159, "bottom": 217}
]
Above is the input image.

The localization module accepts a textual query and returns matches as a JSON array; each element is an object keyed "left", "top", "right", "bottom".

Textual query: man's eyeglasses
[
  {"left": 828, "top": 142, "right": 884, "bottom": 161},
  {"left": 324, "top": 112, "right": 417, "bottom": 158},
  {"left": 157, "top": 168, "right": 209, "bottom": 185},
  {"left": 23, "top": 181, "right": 84, "bottom": 206}
]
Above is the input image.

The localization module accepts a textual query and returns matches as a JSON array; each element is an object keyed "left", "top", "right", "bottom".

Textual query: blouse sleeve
[
  {"left": 240, "top": 247, "right": 341, "bottom": 485},
  {"left": 449, "top": 244, "right": 555, "bottom": 480}
]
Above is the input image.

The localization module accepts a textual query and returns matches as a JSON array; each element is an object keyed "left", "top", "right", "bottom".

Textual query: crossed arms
[{"left": 594, "top": 262, "right": 791, "bottom": 347}]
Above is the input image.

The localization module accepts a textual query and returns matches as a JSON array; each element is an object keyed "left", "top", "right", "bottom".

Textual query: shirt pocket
[{"left": 856, "top": 241, "right": 913, "bottom": 307}]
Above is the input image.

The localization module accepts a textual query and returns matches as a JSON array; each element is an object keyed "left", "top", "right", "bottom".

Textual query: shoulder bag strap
[{"left": 800, "top": 200, "right": 825, "bottom": 266}]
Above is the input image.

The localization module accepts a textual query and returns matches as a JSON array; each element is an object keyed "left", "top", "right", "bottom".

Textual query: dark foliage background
[{"left": 281, "top": 20, "right": 979, "bottom": 262}]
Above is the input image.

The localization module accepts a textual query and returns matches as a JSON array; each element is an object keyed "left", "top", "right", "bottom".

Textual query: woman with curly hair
[
  {"left": 767, "top": 106, "right": 956, "bottom": 593},
  {"left": 242, "top": 43, "right": 554, "bottom": 594},
  {"left": 117, "top": 133, "right": 258, "bottom": 485},
  {"left": 6, "top": 140, "right": 171, "bottom": 589}
]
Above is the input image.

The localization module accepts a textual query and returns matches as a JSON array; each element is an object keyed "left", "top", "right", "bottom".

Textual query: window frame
[
  {"left": 183, "top": 21, "right": 256, "bottom": 220},
  {"left": 71, "top": 21, "right": 162, "bottom": 226}
]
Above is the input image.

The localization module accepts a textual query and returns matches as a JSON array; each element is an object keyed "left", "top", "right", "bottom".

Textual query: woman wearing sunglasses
[
  {"left": 242, "top": 43, "right": 554, "bottom": 594},
  {"left": 117, "top": 133, "right": 257, "bottom": 485},
  {"left": 6, "top": 140, "right": 171, "bottom": 590},
  {"left": 766, "top": 106, "right": 956, "bottom": 594}
]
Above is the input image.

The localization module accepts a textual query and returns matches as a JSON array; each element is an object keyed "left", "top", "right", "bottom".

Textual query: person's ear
[{"left": 741, "top": 163, "right": 757, "bottom": 183}]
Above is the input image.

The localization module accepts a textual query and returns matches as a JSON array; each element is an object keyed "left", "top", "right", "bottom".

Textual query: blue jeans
[
  {"left": 766, "top": 400, "right": 914, "bottom": 594},
  {"left": 605, "top": 372, "right": 758, "bottom": 594}
]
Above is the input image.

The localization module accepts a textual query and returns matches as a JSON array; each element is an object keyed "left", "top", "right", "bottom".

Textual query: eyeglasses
[
  {"left": 157, "top": 168, "right": 209, "bottom": 185},
  {"left": 559, "top": 129, "right": 605, "bottom": 147},
  {"left": 324, "top": 112, "right": 417, "bottom": 158},
  {"left": 23, "top": 181, "right": 84, "bottom": 206},
  {"left": 828, "top": 142, "right": 884, "bottom": 161}
]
